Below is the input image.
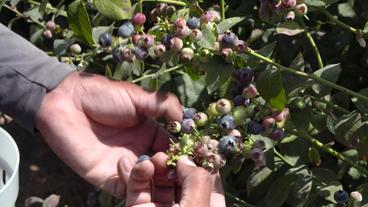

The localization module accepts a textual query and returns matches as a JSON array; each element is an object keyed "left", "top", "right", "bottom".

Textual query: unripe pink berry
[
  {"left": 201, "top": 12, "right": 213, "bottom": 24},
  {"left": 228, "top": 129, "right": 242, "bottom": 139},
  {"left": 142, "top": 34, "right": 155, "bottom": 47},
  {"left": 208, "top": 139, "right": 219, "bottom": 151},
  {"left": 194, "top": 142, "right": 209, "bottom": 157},
  {"left": 175, "top": 25, "right": 191, "bottom": 38},
  {"left": 272, "top": 111, "right": 286, "bottom": 122},
  {"left": 122, "top": 47, "right": 135, "bottom": 63},
  {"left": 154, "top": 44, "right": 166, "bottom": 57},
  {"left": 180, "top": 47, "right": 194, "bottom": 61},
  {"left": 243, "top": 84, "right": 258, "bottom": 98},
  {"left": 133, "top": 13, "right": 146, "bottom": 26},
  {"left": 43, "top": 29, "right": 53, "bottom": 39},
  {"left": 170, "top": 37, "right": 183, "bottom": 51},
  {"left": 131, "top": 34, "right": 141, "bottom": 45},
  {"left": 214, "top": 42, "right": 221, "bottom": 54},
  {"left": 262, "top": 116, "right": 275, "bottom": 128},
  {"left": 46, "top": 21, "right": 56, "bottom": 31},
  {"left": 350, "top": 191, "right": 363, "bottom": 202},
  {"left": 282, "top": 0, "right": 296, "bottom": 8},
  {"left": 221, "top": 48, "right": 234, "bottom": 63},
  {"left": 190, "top": 29, "right": 202, "bottom": 40},
  {"left": 284, "top": 10, "right": 296, "bottom": 21},
  {"left": 235, "top": 40, "right": 247, "bottom": 53},
  {"left": 294, "top": 3, "right": 308, "bottom": 16},
  {"left": 174, "top": 18, "right": 186, "bottom": 28},
  {"left": 217, "top": 34, "right": 224, "bottom": 42}
]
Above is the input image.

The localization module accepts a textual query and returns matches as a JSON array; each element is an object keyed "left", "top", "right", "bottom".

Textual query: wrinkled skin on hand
[{"left": 36, "top": 72, "right": 225, "bottom": 207}]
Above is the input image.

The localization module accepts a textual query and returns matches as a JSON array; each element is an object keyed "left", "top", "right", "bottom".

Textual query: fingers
[
  {"left": 124, "top": 83, "right": 183, "bottom": 122},
  {"left": 176, "top": 156, "right": 212, "bottom": 207},
  {"left": 210, "top": 174, "right": 226, "bottom": 207},
  {"left": 150, "top": 152, "right": 176, "bottom": 204},
  {"left": 125, "top": 156, "right": 155, "bottom": 207}
]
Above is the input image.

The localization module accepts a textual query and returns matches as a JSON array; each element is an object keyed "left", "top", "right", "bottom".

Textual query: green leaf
[
  {"left": 265, "top": 174, "right": 296, "bottom": 207},
  {"left": 113, "top": 62, "right": 131, "bottom": 80},
  {"left": 286, "top": 165, "right": 313, "bottom": 207},
  {"left": 197, "top": 24, "right": 216, "bottom": 49},
  {"left": 352, "top": 88, "right": 368, "bottom": 115},
  {"left": 356, "top": 121, "right": 368, "bottom": 160},
  {"left": 279, "top": 135, "right": 309, "bottom": 166},
  {"left": 39, "top": 0, "right": 48, "bottom": 16},
  {"left": 94, "top": 0, "right": 132, "bottom": 20},
  {"left": 67, "top": 0, "right": 95, "bottom": 47},
  {"left": 304, "top": 0, "right": 338, "bottom": 7},
  {"left": 53, "top": 38, "right": 75, "bottom": 56},
  {"left": 276, "top": 22, "right": 304, "bottom": 36},
  {"left": 335, "top": 110, "right": 361, "bottom": 147},
  {"left": 313, "top": 168, "right": 343, "bottom": 203},
  {"left": 312, "top": 64, "right": 342, "bottom": 96},
  {"left": 0, "top": 0, "right": 7, "bottom": 12},
  {"left": 363, "top": 21, "right": 368, "bottom": 34},
  {"left": 338, "top": 2, "right": 355, "bottom": 18},
  {"left": 357, "top": 181, "right": 368, "bottom": 205},
  {"left": 247, "top": 167, "right": 273, "bottom": 195},
  {"left": 105, "top": 65, "right": 112, "bottom": 78},
  {"left": 217, "top": 17, "right": 245, "bottom": 34},
  {"left": 256, "top": 68, "right": 287, "bottom": 110},
  {"left": 205, "top": 58, "right": 234, "bottom": 94},
  {"left": 10, "top": 0, "right": 20, "bottom": 7}
]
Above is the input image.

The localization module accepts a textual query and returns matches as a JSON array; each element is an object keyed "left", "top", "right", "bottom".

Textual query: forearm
[{"left": 0, "top": 23, "right": 75, "bottom": 132}]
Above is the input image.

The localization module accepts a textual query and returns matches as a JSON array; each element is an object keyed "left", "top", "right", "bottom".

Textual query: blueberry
[
  {"left": 69, "top": 43, "right": 82, "bottom": 54},
  {"left": 253, "top": 140, "right": 266, "bottom": 150},
  {"left": 221, "top": 32, "right": 238, "bottom": 48},
  {"left": 281, "top": 0, "right": 296, "bottom": 8},
  {"left": 183, "top": 108, "right": 197, "bottom": 119},
  {"left": 238, "top": 67, "right": 254, "bottom": 85},
  {"left": 251, "top": 148, "right": 266, "bottom": 168},
  {"left": 137, "top": 155, "right": 150, "bottom": 163},
  {"left": 46, "top": 21, "right": 56, "bottom": 31},
  {"left": 154, "top": 44, "right": 166, "bottom": 57},
  {"left": 248, "top": 120, "right": 263, "bottom": 134},
  {"left": 216, "top": 99, "right": 233, "bottom": 115},
  {"left": 233, "top": 106, "right": 247, "bottom": 125},
  {"left": 262, "top": 116, "right": 275, "bottom": 129},
  {"left": 167, "top": 121, "right": 182, "bottom": 134},
  {"left": 295, "top": 3, "right": 308, "bottom": 16},
  {"left": 218, "top": 136, "right": 237, "bottom": 156},
  {"left": 187, "top": 16, "right": 201, "bottom": 29},
  {"left": 350, "top": 191, "right": 363, "bottom": 202},
  {"left": 219, "top": 115, "right": 236, "bottom": 131},
  {"left": 133, "top": 46, "right": 148, "bottom": 60},
  {"left": 269, "top": 128, "right": 285, "bottom": 141},
  {"left": 170, "top": 37, "right": 183, "bottom": 52},
  {"left": 207, "top": 102, "right": 220, "bottom": 117},
  {"left": 182, "top": 119, "right": 196, "bottom": 133},
  {"left": 233, "top": 95, "right": 249, "bottom": 106},
  {"left": 133, "top": 13, "right": 146, "bottom": 26},
  {"left": 161, "top": 33, "right": 172, "bottom": 47},
  {"left": 334, "top": 190, "right": 349, "bottom": 204},
  {"left": 180, "top": 47, "right": 194, "bottom": 61},
  {"left": 43, "top": 29, "right": 53, "bottom": 39},
  {"left": 99, "top": 32, "right": 112, "bottom": 47},
  {"left": 118, "top": 22, "right": 134, "bottom": 38},
  {"left": 112, "top": 47, "right": 123, "bottom": 63}
]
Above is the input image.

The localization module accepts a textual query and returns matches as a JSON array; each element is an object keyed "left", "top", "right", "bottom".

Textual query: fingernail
[
  {"left": 137, "top": 155, "right": 150, "bottom": 163},
  {"left": 179, "top": 155, "right": 196, "bottom": 167},
  {"left": 121, "top": 157, "right": 132, "bottom": 173}
]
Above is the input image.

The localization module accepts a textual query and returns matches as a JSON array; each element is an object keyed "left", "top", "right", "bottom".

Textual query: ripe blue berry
[
  {"left": 137, "top": 155, "right": 150, "bottom": 163},
  {"left": 334, "top": 190, "right": 349, "bottom": 204},
  {"left": 218, "top": 136, "right": 237, "bottom": 156},
  {"left": 233, "top": 95, "right": 249, "bottom": 106},
  {"left": 183, "top": 108, "right": 197, "bottom": 119},
  {"left": 182, "top": 119, "right": 196, "bottom": 133},
  {"left": 118, "top": 22, "right": 134, "bottom": 38},
  {"left": 219, "top": 115, "right": 236, "bottom": 131},
  {"left": 269, "top": 128, "right": 285, "bottom": 141},
  {"left": 133, "top": 46, "right": 148, "bottom": 60},
  {"left": 161, "top": 33, "right": 172, "bottom": 47},
  {"left": 238, "top": 67, "right": 254, "bottom": 85},
  {"left": 248, "top": 120, "right": 263, "bottom": 134},
  {"left": 187, "top": 16, "right": 200, "bottom": 29},
  {"left": 99, "top": 32, "right": 112, "bottom": 47},
  {"left": 112, "top": 47, "right": 123, "bottom": 63},
  {"left": 221, "top": 32, "right": 238, "bottom": 48}
]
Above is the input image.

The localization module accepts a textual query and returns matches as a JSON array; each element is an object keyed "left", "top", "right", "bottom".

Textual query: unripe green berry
[
  {"left": 207, "top": 102, "right": 220, "bottom": 117},
  {"left": 193, "top": 112, "right": 208, "bottom": 127},
  {"left": 167, "top": 121, "right": 181, "bottom": 134},
  {"left": 216, "top": 99, "right": 233, "bottom": 115},
  {"left": 70, "top": 43, "right": 82, "bottom": 54},
  {"left": 232, "top": 106, "right": 247, "bottom": 125},
  {"left": 308, "top": 147, "right": 321, "bottom": 166}
]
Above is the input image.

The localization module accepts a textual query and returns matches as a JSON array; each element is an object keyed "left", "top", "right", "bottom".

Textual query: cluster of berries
[
  {"left": 166, "top": 67, "right": 290, "bottom": 172},
  {"left": 259, "top": 0, "right": 308, "bottom": 22},
  {"left": 334, "top": 190, "right": 363, "bottom": 205},
  {"left": 43, "top": 20, "right": 57, "bottom": 39}
]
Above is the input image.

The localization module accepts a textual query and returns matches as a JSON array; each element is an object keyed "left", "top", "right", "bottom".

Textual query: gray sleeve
[{"left": 0, "top": 23, "right": 75, "bottom": 132}]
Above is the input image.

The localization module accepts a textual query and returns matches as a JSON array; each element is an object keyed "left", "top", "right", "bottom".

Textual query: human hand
[
  {"left": 123, "top": 152, "right": 225, "bottom": 207},
  {"left": 35, "top": 72, "right": 182, "bottom": 197}
]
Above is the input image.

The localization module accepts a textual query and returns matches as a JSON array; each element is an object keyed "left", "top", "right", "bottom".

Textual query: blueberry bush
[{"left": 2, "top": 0, "right": 368, "bottom": 206}]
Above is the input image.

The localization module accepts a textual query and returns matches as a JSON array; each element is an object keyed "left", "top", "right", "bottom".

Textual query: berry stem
[
  {"left": 309, "top": 96, "right": 350, "bottom": 114},
  {"left": 141, "top": 0, "right": 187, "bottom": 7},
  {"left": 131, "top": 64, "right": 183, "bottom": 83},
  {"left": 299, "top": 19, "right": 324, "bottom": 69},
  {"left": 246, "top": 48, "right": 368, "bottom": 103},
  {"left": 287, "top": 130, "right": 368, "bottom": 177},
  {"left": 319, "top": 8, "right": 363, "bottom": 37},
  {"left": 273, "top": 148, "right": 295, "bottom": 167},
  {"left": 220, "top": 0, "right": 226, "bottom": 19},
  {"left": 139, "top": 0, "right": 143, "bottom": 13}
]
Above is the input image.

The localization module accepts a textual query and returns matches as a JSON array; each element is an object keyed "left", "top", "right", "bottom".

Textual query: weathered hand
[
  {"left": 35, "top": 72, "right": 182, "bottom": 197},
  {"left": 123, "top": 152, "right": 225, "bottom": 207}
]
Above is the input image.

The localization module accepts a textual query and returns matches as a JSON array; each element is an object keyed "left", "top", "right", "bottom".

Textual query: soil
[{"left": 1, "top": 121, "right": 98, "bottom": 207}]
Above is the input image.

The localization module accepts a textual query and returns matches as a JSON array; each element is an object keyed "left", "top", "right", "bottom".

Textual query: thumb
[{"left": 176, "top": 156, "right": 212, "bottom": 207}]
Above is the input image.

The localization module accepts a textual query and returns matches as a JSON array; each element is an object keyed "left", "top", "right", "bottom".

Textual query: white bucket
[{"left": 0, "top": 127, "right": 20, "bottom": 207}]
